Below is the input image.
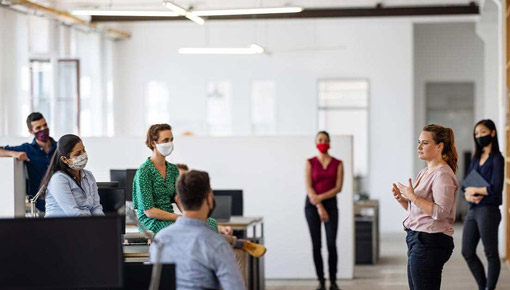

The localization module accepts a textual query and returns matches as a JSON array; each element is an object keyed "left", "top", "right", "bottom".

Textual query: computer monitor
[
  {"left": 210, "top": 196, "right": 232, "bottom": 222},
  {"left": 213, "top": 190, "right": 243, "bottom": 216},
  {"left": 124, "top": 263, "right": 176, "bottom": 290},
  {"left": 98, "top": 187, "right": 125, "bottom": 213},
  {"left": 96, "top": 181, "right": 120, "bottom": 188},
  {"left": 0, "top": 216, "right": 123, "bottom": 290},
  {"left": 98, "top": 187, "right": 126, "bottom": 233},
  {"left": 111, "top": 169, "right": 137, "bottom": 201}
]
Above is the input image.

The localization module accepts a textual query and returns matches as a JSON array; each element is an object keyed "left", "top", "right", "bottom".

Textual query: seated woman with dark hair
[{"left": 42, "top": 134, "right": 103, "bottom": 217}]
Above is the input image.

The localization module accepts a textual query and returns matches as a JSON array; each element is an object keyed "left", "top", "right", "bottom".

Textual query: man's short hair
[
  {"left": 176, "top": 170, "right": 211, "bottom": 211},
  {"left": 26, "top": 112, "right": 44, "bottom": 131},
  {"left": 176, "top": 163, "right": 189, "bottom": 171}
]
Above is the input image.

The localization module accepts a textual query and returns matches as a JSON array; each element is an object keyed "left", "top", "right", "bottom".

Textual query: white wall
[
  {"left": 0, "top": 8, "right": 31, "bottom": 136},
  {"left": 413, "top": 22, "right": 485, "bottom": 176},
  {"left": 476, "top": 0, "right": 502, "bottom": 125},
  {"left": 0, "top": 135, "right": 354, "bottom": 279},
  {"left": 113, "top": 18, "right": 415, "bottom": 233},
  {"left": 477, "top": 0, "right": 507, "bottom": 259}
]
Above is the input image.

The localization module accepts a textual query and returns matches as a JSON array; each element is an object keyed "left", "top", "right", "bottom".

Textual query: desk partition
[{"left": 0, "top": 158, "right": 26, "bottom": 218}]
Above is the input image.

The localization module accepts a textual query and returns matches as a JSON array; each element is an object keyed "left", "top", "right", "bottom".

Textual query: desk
[
  {"left": 124, "top": 244, "right": 150, "bottom": 263},
  {"left": 124, "top": 217, "right": 265, "bottom": 290},
  {"left": 219, "top": 217, "right": 264, "bottom": 290}
]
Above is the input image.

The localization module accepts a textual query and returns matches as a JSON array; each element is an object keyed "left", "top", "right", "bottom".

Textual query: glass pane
[
  {"left": 145, "top": 81, "right": 170, "bottom": 127},
  {"left": 56, "top": 61, "right": 79, "bottom": 135},
  {"left": 251, "top": 81, "right": 276, "bottom": 135},
  {"left": 318, "top": 109, "right": 368, "bottom": 177},
  {"left": 30, "top": 61, "right": 52, "bottom": 121},
  {"left": 318, "top": 80, "right": 368, "bottom": 108},
  {"left": 207, "top": 81, "right": 232, "bottom": 136}
]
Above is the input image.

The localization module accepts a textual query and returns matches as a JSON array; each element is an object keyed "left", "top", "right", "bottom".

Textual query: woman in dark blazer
[{"left": 461, "top": 119, "right": 504, "bottom": 290}]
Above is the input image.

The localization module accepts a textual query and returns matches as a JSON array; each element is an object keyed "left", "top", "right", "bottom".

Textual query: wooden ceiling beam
[
  {"left": 9, "top": 0, "right": 131, "bottom": 39},
  {"left": 90, "top": 4, "right": 479, "bottom": 22}
]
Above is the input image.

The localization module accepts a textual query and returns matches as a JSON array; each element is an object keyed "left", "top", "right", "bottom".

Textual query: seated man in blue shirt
[
  {"left": 0, "top": 112, "right": 56, "bottom": 211},
  {"left": 149, "top": 170, "right": 245, "bottom": 290}
]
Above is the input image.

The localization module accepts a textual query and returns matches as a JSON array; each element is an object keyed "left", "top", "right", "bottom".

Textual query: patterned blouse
[{"left": 133, "top": 157, "right": 218, "bottom": 234}]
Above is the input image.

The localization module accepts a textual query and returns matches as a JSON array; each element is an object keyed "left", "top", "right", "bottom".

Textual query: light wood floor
[{"left": 267, "top": 225, "right": 510, "bottom": 290}]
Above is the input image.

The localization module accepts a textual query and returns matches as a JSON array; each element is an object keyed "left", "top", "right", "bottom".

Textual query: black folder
[{"left": 462, "top": 170, "right": 490, "bottom": 188}]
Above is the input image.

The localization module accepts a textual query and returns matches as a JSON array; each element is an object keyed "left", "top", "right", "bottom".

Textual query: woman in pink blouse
[
  {"left": 305, "top": 131, "right": 344, "bottom": 290},
  {"left": 392, "top": 124, "right": 459, "bottom": 290}
]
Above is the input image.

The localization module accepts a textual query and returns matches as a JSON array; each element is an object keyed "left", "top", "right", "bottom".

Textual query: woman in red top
[{"left": 305, "top": 131, "right": 344, "bottom": 290}]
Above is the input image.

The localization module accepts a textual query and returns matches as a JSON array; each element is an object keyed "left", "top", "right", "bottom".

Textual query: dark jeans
[
  {"left": 406, "top": 230, "right": 454, "bottom": 290},
  {"left": 305, "top": 198, "right": 338, "bottom": 282},
  {"left": 462, "top": 205, "right": 501, "bottom": 290}
]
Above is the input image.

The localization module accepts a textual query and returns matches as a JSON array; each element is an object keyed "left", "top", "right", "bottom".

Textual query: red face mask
[{"left": 316, "top": 143, "right": 330, "bottom": 154}]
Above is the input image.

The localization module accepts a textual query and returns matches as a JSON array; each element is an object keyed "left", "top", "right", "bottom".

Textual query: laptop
[{"left": 211, "top": 196, "right": 232, "bottom": 222}]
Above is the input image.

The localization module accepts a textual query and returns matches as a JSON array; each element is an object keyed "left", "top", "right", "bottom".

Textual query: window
[
  {"left": 318, "top": 80, "right": 369, "bottom": 178},
  {"left": 251, "top": 81, "right": 276, "bottom": 135},
  {"left": 29, "top": 59, "right": 80, "bottom": 136},
  {"left": 29, "top": 60, "right": 52, "bottom": 124},
  {"left": 207, "top": 81, "right": 232, "bottom": 136},
  {"left": 57, "top": 60, "right": 80, "bottom": 136}
]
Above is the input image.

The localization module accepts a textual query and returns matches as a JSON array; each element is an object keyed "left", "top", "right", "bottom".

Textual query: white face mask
[
  {"left": 155, "top": 142, "right": 174, "bottom": 157},
  {"left": 68, "top": 152, "right": 88, "bottom": 170}
]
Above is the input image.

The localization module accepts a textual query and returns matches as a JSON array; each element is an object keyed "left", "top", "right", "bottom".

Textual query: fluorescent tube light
[
  {"left": 71, "top": 6, "right": 303, "bottom": 18},
  {"left": 71, "top": 10, "right": 179, "bottom": 16},
  {"left": 162, "top": 1, "right": 187, "bottom": 15},
  {"left": 185, "top": 12, "right": 205, "bottom": 25},
  {"left": 193, "top": 7, "right": 303, "bottom": 16},
  {"left": 162, "top": 1, "right": 205, "bottom": 25},
  {"left": 178, "top": 44, "right": 265, "bottom": 55}
]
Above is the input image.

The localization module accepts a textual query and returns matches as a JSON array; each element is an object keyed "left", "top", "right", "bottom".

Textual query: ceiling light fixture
[
  {"left": 193, "top": 7, "right": 303, "bottom": 16},
  {"left": 71, "top": 10, "right": 179, "bottom": 16},
  {"left": 163, "top": 1, "right": 204, "bottom": 25},
  {"left": 178, "top": 44, "right": 265, "bottom": 55},
  {"left": 71, "top": 6, "right": 303, "bottom": 18}
]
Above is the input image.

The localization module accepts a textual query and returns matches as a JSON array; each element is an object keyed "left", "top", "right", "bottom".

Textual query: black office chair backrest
[
  {"left": 212, "top": 190, "right": 243, "bottom": 216},
  {"left": 124, "top": 263, "right": 176, "bottom": 290},
  {"left": 98, "top": 187, "right": 126, "bottom": 234}
]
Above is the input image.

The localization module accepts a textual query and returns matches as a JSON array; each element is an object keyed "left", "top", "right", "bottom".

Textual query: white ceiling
[{"left": 53, "top": 0, "right": 479, "bottom": 11}]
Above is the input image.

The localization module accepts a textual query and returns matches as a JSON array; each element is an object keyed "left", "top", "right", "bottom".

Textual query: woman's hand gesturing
[
  {"left": 397, "top": 178, "right": 416, "bottom": 202},
  {"left": 392, "top": 183, "right": 407, "bottom": 202}
]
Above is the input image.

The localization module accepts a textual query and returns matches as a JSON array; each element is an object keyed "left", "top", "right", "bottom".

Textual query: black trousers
[
  {"left": 462, "top": 205, "right": 501, "bottom": 290},
  {"left": 305, "top": 198, "right": 338, "bottom": 282},
  {"left": 406, "top": 230, "right": 454, "bottom": 290}
]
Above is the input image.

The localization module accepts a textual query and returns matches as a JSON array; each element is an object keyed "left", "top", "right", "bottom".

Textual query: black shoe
[
  {"left": 316, "top": 280, "right": 326, "bottom": 290},
  {"left": 329, "top": 281, "right": 340, "bottom": 290}
]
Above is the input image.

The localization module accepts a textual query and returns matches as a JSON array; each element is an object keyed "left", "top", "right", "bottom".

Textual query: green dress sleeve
[
  {"left": 206, "top": 217, "right": 219, "bottom": 233},
  {"left": 134, "top": 168, "right": 155, "bottom": 210}
]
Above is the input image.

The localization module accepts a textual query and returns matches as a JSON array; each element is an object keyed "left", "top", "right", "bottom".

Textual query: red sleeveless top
[{"left": 308, "top": 156, "right": 342, "bottom": 195}]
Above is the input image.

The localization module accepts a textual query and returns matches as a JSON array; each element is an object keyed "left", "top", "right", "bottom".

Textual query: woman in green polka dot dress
[{"left": 132, "top": 124, "right": 218, "bottom": 234}]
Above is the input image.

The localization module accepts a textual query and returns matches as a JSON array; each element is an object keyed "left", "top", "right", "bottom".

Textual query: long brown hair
[{"left": 423, "top": 124, "right": 458, "bottom": 174}]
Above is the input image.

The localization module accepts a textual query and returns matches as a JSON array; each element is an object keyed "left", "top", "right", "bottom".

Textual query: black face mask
[
  {"left": 476, "top": 135, "right": 492, "bottom": 148},
  {"left": 207, "top": 198, "right": 216, "bottom": 218}
]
